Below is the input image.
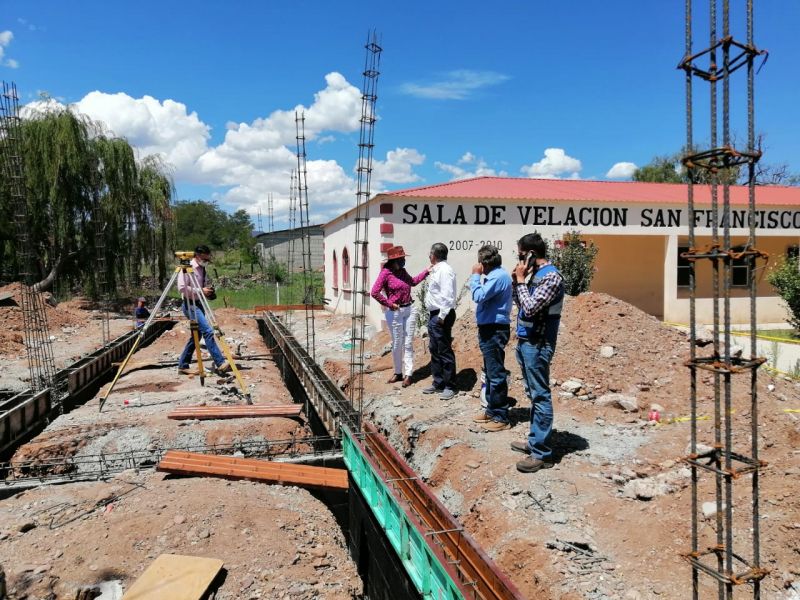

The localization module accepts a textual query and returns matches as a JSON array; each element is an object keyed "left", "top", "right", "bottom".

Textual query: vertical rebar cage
[
  {"left": 295, "top": 113, "right": 316, "bottom": 360},
  {"left": 679, "top": 1, "right": 769, "bottom": 597},
  {"left": 0, "top": 81, "right": 58, "bottom": 399},
  {"left": 349, "top": 32, "right": 382, "bottom": 431}
]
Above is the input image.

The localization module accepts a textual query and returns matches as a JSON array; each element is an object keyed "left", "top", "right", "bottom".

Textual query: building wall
[
  {"left": 324, "top": 196, "right": 800, "bottom": 329},
  {"left": 588, "top": 235, "right": 666, "bottom": 318},
  {"left": 256, "top": 227, "right": 324, "bottom": 272}
]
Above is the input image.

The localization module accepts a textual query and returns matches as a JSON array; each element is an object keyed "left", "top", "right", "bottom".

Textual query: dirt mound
[{"left": 0, "top": 283, "right": 90, "bottom": 355}]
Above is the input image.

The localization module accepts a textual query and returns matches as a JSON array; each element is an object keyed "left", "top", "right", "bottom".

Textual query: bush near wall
[
  {"left": 767, "top": 256, "right": 800, "bottom": 331},
  {"left": 551, "top": 231, "right": 598, "bottom": 296}
]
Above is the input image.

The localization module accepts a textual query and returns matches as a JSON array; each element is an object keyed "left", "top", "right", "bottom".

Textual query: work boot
[
  {"left": 178, "top": 366, "right": 192, "bottom": 375},
  {"left": 516, "top": 456, "right": 553, "bottom": 474},
  {"left": 510, "top": 441, "right": 530, "bottom": 455},
  {"left": 421, "top": 385, "right": 440, "bottom": 395},
  {"left": 439, "top": 388, "right": 455, "bottom": 401},
  {"left": 402, "top": 376, "right": 413, "bottom": 388},
  {"left": 387, "top": 373, "right": 403, "bottom": 384},
  {"left": 482, "top": 420, "right": 511, "bottom": 432},
  {"left": 472, "top": 412, "right": 491, "bottom": 423}
]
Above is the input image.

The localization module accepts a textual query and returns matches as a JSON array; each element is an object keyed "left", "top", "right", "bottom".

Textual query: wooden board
[
  {"left": 167, "top": 404, "right": 302, "bottom": 420},
  {"left": 122, "top": 553, "right": 223, "bottom": 600},
  {"left": 158, "top": 450, "right": 348, "bottom": 491}
]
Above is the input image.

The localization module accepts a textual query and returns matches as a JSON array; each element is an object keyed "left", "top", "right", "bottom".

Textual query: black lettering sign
[
  {"left": 453, "top": 205, "right": 467, "bottom": 224},
  {"left": 435, "top": 204, "right": 452, "bottom": 224},
  {"left": 402, "top": 203, "right": 417, "bottom": 224},
  {"left": 490, "top": 205, "right": 506, "bottom": 224},
  {"left": 475, "top": 205, "right": 490, "bottom": 225}
]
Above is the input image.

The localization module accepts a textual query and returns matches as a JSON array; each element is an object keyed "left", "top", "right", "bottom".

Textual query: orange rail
[
  {"left": 167, "top": 404, "right": 302, "bottom": 420},
  {"left": 157, "top": 450, "right": 348, "bottom": 491}
]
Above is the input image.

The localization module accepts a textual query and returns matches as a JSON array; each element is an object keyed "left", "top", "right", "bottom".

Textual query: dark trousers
[
  {"left": 478, "top": 324, "right": 510, "bottom": 422},
  {"left": 428, "top": 310, "right": 456, "bottom": 390}
]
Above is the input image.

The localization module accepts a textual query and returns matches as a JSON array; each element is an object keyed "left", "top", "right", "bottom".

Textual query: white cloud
[
  {"left": 605, "top": 161, "right": 638, "bottom": 179},
  {"left": 372, "top": 148, "right": 425, "bottom": 188},
  {"left": 0, "top": 30, "right": 19, "bottom": 68},
  {"left": 20, "top": 73, "right": 425, "bottom": 225},
  {"left": 74, "top": 92, "right": 210, "bottom": 176},
  {"left": 520, "top": 148, "right": 582, "bottom": 179},
  {"left": 434, "top": 152, "right": 508, "bottom": 180},
  {"left": 400, "top": 69, "right": 510, "bottom": 100}
]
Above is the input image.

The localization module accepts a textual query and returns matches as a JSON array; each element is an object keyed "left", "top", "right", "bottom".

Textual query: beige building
[{"left": 323, "top": 177, "right": 800, "bottom": 329}]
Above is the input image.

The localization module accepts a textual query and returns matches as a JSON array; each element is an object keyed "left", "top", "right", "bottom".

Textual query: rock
[
  {"left": 309, "top": 547, "right": 327, "bottom": 558},
  {"left": 695, "top": 326, "right": 714, "bottom": 347},
  {"left": 702, "top": 501, "right": 725, "bottom": 519},
  {"left": 18, "top": 521, "right": 36, "bottom": 533},
  {"left": 545, "top": 512, "right": 568, "bottom": 524},
  {"left": 558, "top": 392, "right": 575, "bottom": 399},
  {"left": 561, "top": 380, "right": 583, "bottom": 394},
  {"left": 767, "top": 384, "right": 775, "bottom": 392},
  {"left": 599, "top": 345, "right": 615, "bottom": 358},
  {"left": 622, "top": 479, "right": 669, "bottom": 500},
  {"left": 465, "top": 461, "right": 480, "bottom": 469},
  {"left": 173, "top": 515, "right": 186, "bottom": 525},
  {"left": 650, "top": 403, "right": 665, "bottom": 412},
  {"left": 596, "top": 393, "right": 638, "bottom": 411}
]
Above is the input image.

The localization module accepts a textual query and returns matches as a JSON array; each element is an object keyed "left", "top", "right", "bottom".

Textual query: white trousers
[{"left": 385, "top": 304, "right": 417, "bottom": 377}]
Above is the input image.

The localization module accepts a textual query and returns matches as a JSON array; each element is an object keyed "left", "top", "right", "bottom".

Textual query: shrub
[
  {"left": 551, "top": 231, "right": 598, "bottom": 296},
  {"left": 767, "top": 256, "right": 800, "bottom": 331}
]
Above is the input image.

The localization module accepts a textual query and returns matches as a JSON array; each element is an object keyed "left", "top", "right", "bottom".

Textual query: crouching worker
[
  {"left": 177, "top": 245, "right": 231, "bottom": 376},
  {"left": 510, "top": 233, "right": 565, "bottom": 473},
  {"left": 134, "top": 297, "right": 150, "bottom": 328}
]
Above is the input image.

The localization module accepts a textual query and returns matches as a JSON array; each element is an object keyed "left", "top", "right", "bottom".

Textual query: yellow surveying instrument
[{"left": 98, "top": 251, "right": 249, "bottom": 411}]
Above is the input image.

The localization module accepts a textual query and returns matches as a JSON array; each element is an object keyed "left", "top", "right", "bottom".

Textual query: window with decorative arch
[
  {"left": 332, "top": 250, "right": 339, "bottom": 291},
  {"left": 342, "top": 247, "right": 351, "bottom": 289}
]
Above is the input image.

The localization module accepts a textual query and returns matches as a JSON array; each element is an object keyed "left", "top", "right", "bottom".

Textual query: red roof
[{"left": 385, "top": 176, "right": 800, "bottom": 206}]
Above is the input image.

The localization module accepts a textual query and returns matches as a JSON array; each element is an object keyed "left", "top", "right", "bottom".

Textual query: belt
[
  {"left": 429, "top": 309, "right": 440, "bottom": 315},
  {"left": 397, "top": 302, "right": 412, "bottom": 308}
]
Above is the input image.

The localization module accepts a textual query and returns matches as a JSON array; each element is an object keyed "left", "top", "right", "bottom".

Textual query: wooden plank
[
  {"left": 122, "top": 553, "right": 223, "bottom": 600},
  {"left": 252, "top": 304, "right": 324, "bottom": 312},
  {"left": 157, "top": 450, "right": 348, "bottom": 491},
  {"left": 167, "top": 404, "right": 302, "bottom": 420}
]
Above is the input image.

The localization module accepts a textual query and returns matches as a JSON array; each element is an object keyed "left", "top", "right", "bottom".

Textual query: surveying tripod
[{"left": 98, "top": 251, "right": 249, "bottom": 412}]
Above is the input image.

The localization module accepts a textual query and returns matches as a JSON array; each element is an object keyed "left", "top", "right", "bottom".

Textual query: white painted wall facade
[{"left": 323, "top": 195, "right": 800, "bottom": 330}]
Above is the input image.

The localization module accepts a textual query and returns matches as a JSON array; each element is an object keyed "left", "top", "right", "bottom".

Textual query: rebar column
[
  {"left": 680, "top": 1, "right": 768, "bottom": 597},
  {"left": 0, "top": 81, "right": 58, "bottom": 398},
  {"left": 348, "top": 32, "right": 382, "bottom": 430},
  {"left": 295, "top": 112, "right": 316, "bottom": 360}
]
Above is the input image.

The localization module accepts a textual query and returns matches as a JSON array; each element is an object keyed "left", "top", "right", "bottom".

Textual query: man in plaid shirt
[{"left": 510, "top": 233, "right": 565, "bottom": 473}]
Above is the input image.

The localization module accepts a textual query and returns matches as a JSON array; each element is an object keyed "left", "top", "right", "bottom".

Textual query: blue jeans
[
  {"left": 516, "top": 339, "right": 555, "bottom": 460},
  {"left": 478, "top": 325, "right": 510, "bottom": 422},
  {"left": 179, "top": 304, "right": 226, "bottom": 369}
]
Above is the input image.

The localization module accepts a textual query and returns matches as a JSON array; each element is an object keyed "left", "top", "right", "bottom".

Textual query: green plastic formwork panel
[{"left": 342, "top": 428, "right": 463, "bottom": 600}]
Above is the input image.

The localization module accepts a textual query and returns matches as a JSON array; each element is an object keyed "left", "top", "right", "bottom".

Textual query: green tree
[
  {"left": 767, "top": 255, "right": 800, "bottom": 331},
  {"left": 633, "top": 149, "right": 739, "bottom": 185},
  {"left": 551, "top": 231, "right": 599, "bottom": 296},
  {"left": 0, "top": 104, "right": 174, "bottom": 295}
]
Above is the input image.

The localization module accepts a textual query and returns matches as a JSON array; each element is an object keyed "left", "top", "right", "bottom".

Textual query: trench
[{"left": 261, "top": 317, "right": 422, "bottom": 600}]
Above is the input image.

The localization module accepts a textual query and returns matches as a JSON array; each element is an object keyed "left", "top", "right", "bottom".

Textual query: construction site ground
[
  {"left": 0, "top": 295, "right": 361, "bottom": 599},
  {"left": 310, "top": 293, "right": 800, "bottom": 600},
  {"left": 1, "top": 287, "right": 798, "bottom": 599}
]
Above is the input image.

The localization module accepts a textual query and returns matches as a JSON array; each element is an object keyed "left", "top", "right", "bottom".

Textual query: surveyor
[
  {"left": 176, "top": 245, "right": 231, "bottom": 375},
  {"left": 509, "top": 233, "right": 565, "bottom": 473},
  {"left": 422, "top": 242, "right": 458, "bottom": 400},
  {"left": 469, "top": 244, "right": 513, "bottom": 432}
]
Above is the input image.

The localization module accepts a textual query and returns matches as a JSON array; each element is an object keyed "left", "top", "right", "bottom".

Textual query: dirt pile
[{"left": 0, "top": 283, "right": 89, "bottom": 355}]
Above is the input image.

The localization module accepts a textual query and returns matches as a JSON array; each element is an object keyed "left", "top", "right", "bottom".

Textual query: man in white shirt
[{"left": 423, "top": 243, "right": 458, "bottom": 400}]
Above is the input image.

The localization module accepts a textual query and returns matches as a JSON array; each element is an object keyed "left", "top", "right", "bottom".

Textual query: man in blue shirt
[{"left": 469, "top": 244, "right": 513, "bottom": 431}]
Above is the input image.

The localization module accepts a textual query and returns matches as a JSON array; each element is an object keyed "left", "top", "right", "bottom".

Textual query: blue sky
[{"left": 2, "top": 1, "right": 798, "bottom": 228}]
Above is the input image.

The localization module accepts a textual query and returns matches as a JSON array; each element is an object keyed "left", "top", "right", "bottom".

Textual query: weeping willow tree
[{"left": 0, "top": 103, "right": 175, "bottom": 296}]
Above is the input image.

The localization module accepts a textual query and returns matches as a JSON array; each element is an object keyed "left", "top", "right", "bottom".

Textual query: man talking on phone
[{"left": 509, "top": 233, "right": 565, "bottom": 473}]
